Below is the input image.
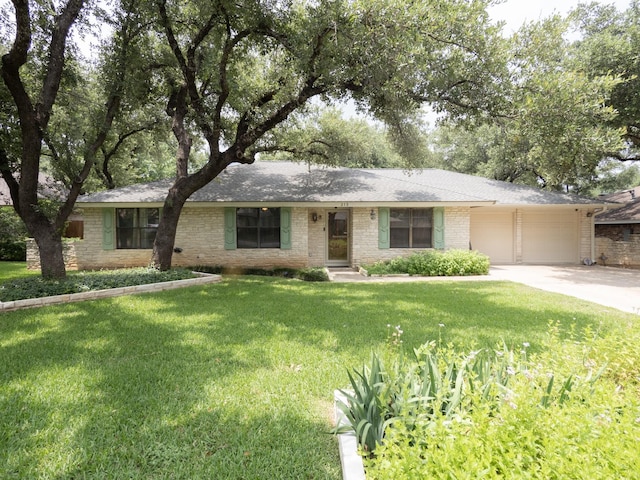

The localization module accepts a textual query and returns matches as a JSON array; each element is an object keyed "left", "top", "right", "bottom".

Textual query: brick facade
[
  {"left": 595, "top": 224, "right": 640, "bottom": 267},
  {"left": 26, "top": 205, "right": 596, "bottom": 270}
]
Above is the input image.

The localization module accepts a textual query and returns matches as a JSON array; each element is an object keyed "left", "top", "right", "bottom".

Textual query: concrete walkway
[{"left": 328, "top": 265, "right": 640, "bottom": 315}]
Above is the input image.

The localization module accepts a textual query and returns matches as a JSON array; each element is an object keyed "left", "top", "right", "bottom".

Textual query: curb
[
  {"left": 0, "top": 272, "right": 222, "bottom": 313},
  {"left": 335, "top": 390, "right": 366, "bottom": 480}
]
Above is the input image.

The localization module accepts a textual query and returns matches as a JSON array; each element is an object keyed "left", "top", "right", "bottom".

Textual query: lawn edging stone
[
  {"left": 335, "top": 390, "right": 366, "bottom": 480},
  {"left": 0, "top": 272, "right": 221, "bottom": 313}
]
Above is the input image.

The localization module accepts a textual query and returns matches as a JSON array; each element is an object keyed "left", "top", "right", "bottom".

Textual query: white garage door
[
  {"left": 470, "top": 210, "right": 514, "bottom": 264},
  {"left": 522, "top": 210, "right": 579, "bottom": 264}
]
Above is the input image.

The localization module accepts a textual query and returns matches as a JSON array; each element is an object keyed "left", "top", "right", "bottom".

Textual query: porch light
[
  {"left": 311, "top": 212, "right": 318, "bottom": 222},
  {"left": 370, "top": 209, "right": 376, "bottom": 220}
]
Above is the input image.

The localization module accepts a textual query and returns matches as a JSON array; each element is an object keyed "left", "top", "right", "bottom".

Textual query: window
[
  {"left": 390, "top": 208, "right": 433, "bottom": 248},
  {"left": 116, "top": 208, "right": 159, "bottom": 249},
  {"left": 237, "top": 208, "right": 280, "bottom": 248}
]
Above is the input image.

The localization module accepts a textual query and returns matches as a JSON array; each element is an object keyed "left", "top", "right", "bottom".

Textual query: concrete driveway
[{"left": 489, "top": 265, "right": 640, "bottom": 315}]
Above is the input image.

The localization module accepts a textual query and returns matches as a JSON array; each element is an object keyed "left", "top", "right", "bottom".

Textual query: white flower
[{"left": 522, "top": 342, "right": 530, "bottom": 348}]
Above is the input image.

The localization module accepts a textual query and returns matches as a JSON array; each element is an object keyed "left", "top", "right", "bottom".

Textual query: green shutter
[
  {"left": 102, "top": 209, "right": 115, "bottom": 250},
  {"left": 280, "top": 207, "right": 292, "bottom": 250},
  {"left": 433, "top": 207, "right": 445, "bottom": 250},
  {"left": 224, "top": 208, "right": 237, "bottom": 250},
  {"left": 378, "top": 207, "right": 390, "bottom": 249}
]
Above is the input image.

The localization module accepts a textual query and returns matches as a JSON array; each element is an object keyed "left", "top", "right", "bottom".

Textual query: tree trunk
[
  {"left": 150, "top": 189, "right": 187, "bottom": 271},
  {"left": 32, "top": 222, "right": 67, "bottom": 279}
]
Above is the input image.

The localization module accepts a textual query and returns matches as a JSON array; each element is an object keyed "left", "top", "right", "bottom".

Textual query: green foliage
[
  {"left": 364, "top": 250, "right": 490, "bottom": 276},
  {"left": 0, "top": 267, "right": 195, "bottom": 302},
  {"left": 336, "top": 341, "right": 588, "bottom": 457},
  {"left": 262, "top": 108, "right": 411, "bottom": 168},
  {"left": 0, "top": 209, "right": 27, "bottom": 243},
  {"left": 296, "top": 267, "right": 330, "bottom": 282},
  {"left": 365, "top": 331, "right": 640, "bottom": 479},
  {"left": 338, "top": 324, "right": 640, "bottom": 479},
  {"left": 190, "top": 265, "right": 329, "bottom": 282},
  {"left": 430, "top": 13, "right": 626, "bottom": 193},
  {"left": 335, "top": 353, "right": 392, "bottom": 455},
  {"left": 0, "top": 242, "right": 26, "bottom": 261},
  {"left": 0, "top": 209, "right": 27, "bottom": 260},
  {"left": 572, "top": 2, "right": 640, "bottom": 160}
]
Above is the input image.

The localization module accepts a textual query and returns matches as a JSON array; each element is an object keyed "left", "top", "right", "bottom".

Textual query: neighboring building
[
  {"left": 37, "top": 161, "right": 608, "bottom": 270},
  {"left": 595, "top": 186, "right": 640, "bottom": 267},
  {"left": 1, "top": 176, "right": 84, "bottom": 239},
  {"left": 0, "top": 177, "right": 14, "bottom": 206}
]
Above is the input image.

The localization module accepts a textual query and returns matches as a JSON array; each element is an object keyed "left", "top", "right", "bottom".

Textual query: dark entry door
[{"left": 327, "top": 210, "right": 349, "bottom": 265}]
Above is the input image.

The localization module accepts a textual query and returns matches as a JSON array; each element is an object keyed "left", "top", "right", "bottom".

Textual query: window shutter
[
  {"left": 102, "top": 209, "right": 115, "bottom": 250},
  {"left": 280, "top": 207, "right": 292, "bottom": 250},
  {"left": 224, "top": 208, "right": 237, "bottom": 250},
  {"left": 378, "top": 207, "right": 390, "bottom": 249},
  {"left": 433, "top": 207, "right": 445, "bottom": 250}
]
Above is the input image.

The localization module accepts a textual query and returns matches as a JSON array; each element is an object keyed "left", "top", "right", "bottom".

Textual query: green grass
[
  {"left": 0, "top": 261, "right": 37, "bottom": 283},
  {"left": 1, "top": 276, "right": 638, "bottom": 479}
]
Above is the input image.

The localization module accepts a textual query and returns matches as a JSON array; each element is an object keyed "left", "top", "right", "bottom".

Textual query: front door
[{"left": 327, "top": 210, "right": 349, "bottom": 266}]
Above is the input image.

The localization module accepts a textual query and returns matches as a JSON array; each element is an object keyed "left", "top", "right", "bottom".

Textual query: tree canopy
[
  {"left": 572, "top": 1, "right": 640, "bottom": 161},
  {"left": 429, "top": 11, "right": 628, "bottom": 193},
  {"left": 146, "top": 0, "right": 507, "bottom": 269}
]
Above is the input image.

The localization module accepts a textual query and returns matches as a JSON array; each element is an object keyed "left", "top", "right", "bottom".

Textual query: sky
[{"left": 489, "top": 0, "right": 631, "bottom": 33}]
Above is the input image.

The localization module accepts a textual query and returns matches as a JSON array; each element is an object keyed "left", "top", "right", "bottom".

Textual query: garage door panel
[
  {"left": 470, "top": 211, "right": 514, "bottom": 264},
  {"left": 522, "top": 212, "right": 578, "bottom": 264}
]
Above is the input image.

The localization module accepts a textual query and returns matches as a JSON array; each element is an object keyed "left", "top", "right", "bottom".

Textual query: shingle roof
[
  {"left": 1, "top": 175, "right": 66, "bottom": 206},
  {"left": 595, "top": 186, "right": 640, "bottom": 224},
  {"left": 78, "top": 161, "right": 606, "bottom": 206}
]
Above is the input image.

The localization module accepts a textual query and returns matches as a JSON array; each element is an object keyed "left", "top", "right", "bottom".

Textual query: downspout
[{"left": 590, "top": 207, "right": 607, "bottom": 262}]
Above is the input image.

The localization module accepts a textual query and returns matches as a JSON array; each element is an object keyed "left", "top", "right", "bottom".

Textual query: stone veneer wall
[
  {"left": 26, "top": 239, "right": 78, "bottom": 270},
  {"left": 595, "top": 224, "right": 640, "bottom": 267},
  {"left": 29, "top": 205, "right": 477, "bottom": 270},
  {"left": 444, "top": 206, "right": 471, "bottom": 250},
  {"left": 306, "top": 209, "right": 327, "bottom": 267},
  {"left": 71, "top": 206, "right": 310, "bottom": 270},
  {"left": 351, "top": 206, "right": 471, "bottom": 266}
]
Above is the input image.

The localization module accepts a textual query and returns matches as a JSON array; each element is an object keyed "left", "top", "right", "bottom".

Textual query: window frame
[
  {"left": 115, "top": 208, "right": 160, "bottom": 249},
  {"left": 236, "top": 207, "right": 281, "bottom": 249},
  {"left": 389, "top": 208, "right": 433, "bottom": 249}
]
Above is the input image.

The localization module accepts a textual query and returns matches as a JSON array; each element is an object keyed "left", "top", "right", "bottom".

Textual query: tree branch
[{"left": 38, "top": 0, "right": 86, "bottom": 128}]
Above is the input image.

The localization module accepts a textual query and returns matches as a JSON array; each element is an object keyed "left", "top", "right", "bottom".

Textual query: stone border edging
[
  {"left": 335, "top": 390, "right": 366, "bottom": 480},
  {"left": 0, "top": 272, "right": 222, "bottom": 313}
]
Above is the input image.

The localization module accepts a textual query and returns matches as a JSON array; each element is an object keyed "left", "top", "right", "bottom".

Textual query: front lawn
[
  {"left": 0, "top": 261, "right": 37, "bottom": 283},
  {"left": 1, "top": 277, "right": 638, "bottom": 478}
]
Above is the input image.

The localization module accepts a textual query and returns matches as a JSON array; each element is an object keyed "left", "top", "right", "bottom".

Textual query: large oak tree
[
  {"left": 149, "top": 0, "right": 508, "bottom": 269},
  {"left": 0, "top": 0, "right": 162, "bottom": 278}
]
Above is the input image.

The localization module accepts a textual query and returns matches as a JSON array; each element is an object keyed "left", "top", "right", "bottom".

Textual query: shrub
[
  {"left": 0, "top": 241, "right": 27, "bottom": 261},
  {"left": 336, "top": 339, "right": 608, "bottom": 458},
  {"left": 296, "top": 267, "right": 329, "bottom": 282},
  {"left": 189, "top": 265, "right": 329, "bottom": 282},
  {"left": 363, "top": 249, "right": 489, "bottom": 276},
  {"left": 336, "top": 322, "right": 640, "bottom": 479},
  {"left": 0, "top": 267, "right": 196, "bottom": 302}
]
